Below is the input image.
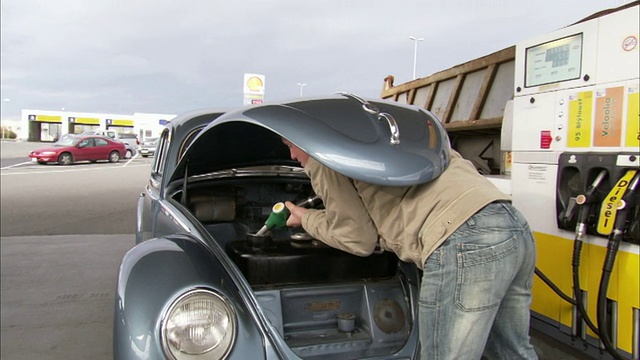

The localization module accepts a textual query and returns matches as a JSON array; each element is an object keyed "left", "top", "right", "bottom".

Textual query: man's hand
[{"left": 284, "top": 201, "right": 307, "bottom": 227}]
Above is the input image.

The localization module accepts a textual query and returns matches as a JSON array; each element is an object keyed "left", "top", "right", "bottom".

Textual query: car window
[
  {"left": 106, "top": 131, "right": 117, "bottom": 139},
  {"left": 95, "top": 138, "right": 109, "bottom": 146},
  {"left": 177, "top": 127, "right": 205, "bottom": 161},
  {"left": 78, "top": 138, "right": 94, "bottom": 148},
  {"left": 58, "top": 137, "right": 77, "bottom": 146},
  {"left": 152, "top": 129, "right": 170, "bottom": 178}
]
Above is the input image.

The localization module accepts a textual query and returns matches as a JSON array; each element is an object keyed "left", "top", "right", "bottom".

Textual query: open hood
[{"left": 171, "top": 93, "right": 451, "bottom": 186}]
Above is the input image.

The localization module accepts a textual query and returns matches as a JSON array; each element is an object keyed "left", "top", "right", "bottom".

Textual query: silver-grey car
[
  {"left": 138, "top": 137, "right": 158, "bottom": 157},
  {"left": 114, "top": 93, "right": 451, "bottom": 359}
]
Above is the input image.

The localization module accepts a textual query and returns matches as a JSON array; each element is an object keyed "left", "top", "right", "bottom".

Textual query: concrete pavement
[
  {"left": 0, "top": 139, "right": 43, "bottom": 159},
  {"left": 0, "top": 234, "right": 134, "bottom": 360}
]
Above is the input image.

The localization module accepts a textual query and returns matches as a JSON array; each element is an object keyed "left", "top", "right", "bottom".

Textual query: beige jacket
[{"left": 301, "top": 150, "right": 510, "bottom": 268}]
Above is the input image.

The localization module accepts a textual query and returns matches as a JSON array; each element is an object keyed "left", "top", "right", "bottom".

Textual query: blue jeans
[{"left": 419, "top": 202, "right": 538, "bottom": 360}]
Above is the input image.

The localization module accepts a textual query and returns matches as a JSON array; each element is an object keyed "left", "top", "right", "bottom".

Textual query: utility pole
[
  {"left": 409, "top": 36, "right": 424, "bottom": 80},
  {"left": 297, "top": 83, "right": 307, "bottom": 97}
]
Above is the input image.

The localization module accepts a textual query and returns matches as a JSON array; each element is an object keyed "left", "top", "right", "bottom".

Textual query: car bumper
[{"left": 29, "top": 156, "right": 53, "bottom": 162}]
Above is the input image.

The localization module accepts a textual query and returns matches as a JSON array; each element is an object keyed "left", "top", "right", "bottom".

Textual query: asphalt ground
[{"left": 0, "top": 139, "right": 595, "bottom": 360}]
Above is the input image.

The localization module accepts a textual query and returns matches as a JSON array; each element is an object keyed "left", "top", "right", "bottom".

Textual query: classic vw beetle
[{"left": 114, "top": 93, "right": 451, "bottom": 359}]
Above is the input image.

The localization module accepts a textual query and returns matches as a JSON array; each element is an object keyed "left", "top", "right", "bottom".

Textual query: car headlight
[
  {"left": 41, "top": 151, "right": 57, "bottom": 155},
  {"left": 161, "top": 289, "right": 236, "bottom": 359}
]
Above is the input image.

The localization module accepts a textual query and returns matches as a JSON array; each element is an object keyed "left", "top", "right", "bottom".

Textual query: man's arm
[{"left": 296, "top": 158, "right": 379, "bottom": 256}]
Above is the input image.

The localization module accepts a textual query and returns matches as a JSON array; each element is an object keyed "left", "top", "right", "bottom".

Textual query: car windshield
[{"left": 56, "top": 137, "right": 80, "bottom": 146}]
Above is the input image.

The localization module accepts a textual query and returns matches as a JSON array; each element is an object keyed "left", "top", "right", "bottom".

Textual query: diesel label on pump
[{"left": 597, "top": 169, "right": 637, "bottom": 235}]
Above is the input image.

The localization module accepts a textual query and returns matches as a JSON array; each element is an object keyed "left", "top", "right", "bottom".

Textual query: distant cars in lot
[
  {"left": 28, "top": 135, "right": 126, "bottom": 165},
  {"left": 118, "top": 133, "right": 140, "bottom": 148},
  {"left": 137, "top": 137, "right": 158, "bottom": 157},
  {"left": 80, "top": 129, "right": 121, "bottom": 141},
  {"left": 80, "top": 130, "right": 140, "bottom": 149}
]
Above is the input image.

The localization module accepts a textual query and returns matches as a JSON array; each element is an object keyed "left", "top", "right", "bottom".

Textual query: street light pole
[
  {"left": 297, "top": 83, "right": 307, "bottom": 97},
  {"left": 409, "top": 36, "right": 424, "bottom": 80}
]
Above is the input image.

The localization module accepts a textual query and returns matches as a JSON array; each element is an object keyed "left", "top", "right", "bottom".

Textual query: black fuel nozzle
[
  {"left": 601, "top": 171, "right": 640, "bottom": 271},
  {"left": 611, "top": 172, "right": 640, "bottom": 233},
  {"left": 574, "top": 169, "right": 607, "bottom": 239}
]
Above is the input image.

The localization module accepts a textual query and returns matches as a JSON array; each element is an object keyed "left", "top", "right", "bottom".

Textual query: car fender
[{"left": 113, "top": 234, "right": 269, "bottom": 360}]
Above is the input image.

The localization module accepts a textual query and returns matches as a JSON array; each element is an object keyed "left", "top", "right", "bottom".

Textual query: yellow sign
[
  {"left": 597, "top": 169, "right": 637, "bottom": 235},
  {"left": 112, "top": 119, "right": 134, "bottom": 126},
  {"left": 243, "top": 73, "right": 265, "bottom": 106},
  {"left": 626, "top": 87, "right": 639, "bottom": 148},
  {"left": 36, "top": 115, "right": 62, "bottom": 123},
  {"left": 75, "top": 117, "right": 100, "bottom": 125},
  {"left": 567, "top": 91, "right": 593, "bottom": 148}
]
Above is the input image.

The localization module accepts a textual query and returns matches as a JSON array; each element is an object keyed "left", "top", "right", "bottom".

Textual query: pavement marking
[
  {"left": 0, "top": 163, "right": 150, "bottom": 176},
  {"left": 123, "top": 154, "right": 139, "bottom": 166},
  {"left": 1, "top": 161, "right": 32, "bottom": 170}
]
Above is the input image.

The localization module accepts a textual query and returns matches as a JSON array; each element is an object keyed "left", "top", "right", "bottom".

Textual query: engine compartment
[{"left": 178, "top": 177, "right": 417, "bottom": 358}]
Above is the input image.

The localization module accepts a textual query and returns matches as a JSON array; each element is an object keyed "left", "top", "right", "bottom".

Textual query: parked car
[
  {"left": 119, "top": 133, "right": 140, "bottom": 148},
  {"left": 114, "top": 93, "right": 451, "bottom": 359},
  {"left": 137, "top": 137, "right": 158, "bottom": 157},
  {"left": 80, "top": 129, "right": 120, "bottom": 141},
  {"left": 123, "top": 142, "right": 137, "bottom": 159},
  {"left": 29, "top": 135, "right": 125, "bottom": 165}
]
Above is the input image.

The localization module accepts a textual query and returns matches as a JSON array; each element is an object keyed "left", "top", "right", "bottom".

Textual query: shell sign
[{"left": 243, "top": 73, "right": 265, "bottom": 105}]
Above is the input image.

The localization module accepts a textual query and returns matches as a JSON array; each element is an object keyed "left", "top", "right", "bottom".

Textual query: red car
[{"left": 28, "top": 135, "right": 126, "bottom": 165}]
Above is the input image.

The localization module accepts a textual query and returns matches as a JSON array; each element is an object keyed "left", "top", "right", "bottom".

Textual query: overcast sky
[{"left": 0, "top": 0, "right": 628, "bottom": 120}]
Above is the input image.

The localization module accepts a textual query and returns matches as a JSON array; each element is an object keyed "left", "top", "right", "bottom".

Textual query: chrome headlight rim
[{"left": 160, "top": 288, "right": 237, "bottom": 360}]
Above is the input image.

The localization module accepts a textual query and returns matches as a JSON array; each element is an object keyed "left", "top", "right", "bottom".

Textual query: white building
[{"left": 19, "top": 109, "right": 175, "bottom": 142}]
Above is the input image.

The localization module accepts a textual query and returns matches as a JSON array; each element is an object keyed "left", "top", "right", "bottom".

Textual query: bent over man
[{"left": 282, "top": 138, "right": 538, "bottom": 360}]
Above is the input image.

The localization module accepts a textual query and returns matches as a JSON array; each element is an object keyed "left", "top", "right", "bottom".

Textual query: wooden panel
[
  {"left": 380, "top": 46, "right": 516, "bottom": 132},
  {"left": 453, "top": 69, "right": 488, "bottom": 122},
  {"left": 481, "top": 61, "right": 516, "bottom": 119}
]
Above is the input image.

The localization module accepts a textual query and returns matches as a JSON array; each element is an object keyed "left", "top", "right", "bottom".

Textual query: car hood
[
  {"left": 172, "top": 93, "right": 451, "bottom": 186},
  {"left": 30, "top": 145, "right": 67, "bottom": 153}
]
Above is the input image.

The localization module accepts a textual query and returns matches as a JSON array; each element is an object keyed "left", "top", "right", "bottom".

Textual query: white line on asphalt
[
  {"left": 0, "top": 163, "right": 150, "bottom": 176},
  {"left": 123, "top": 154, "right": 139, "bottom": 166},
  {"left": 0, "top": 161, "right": 32, "bottom": 170}
]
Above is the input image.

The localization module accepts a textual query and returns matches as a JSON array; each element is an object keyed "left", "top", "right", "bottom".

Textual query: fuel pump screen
[{"left": 525, "top": 33, "right": 583, "bottom": 87}]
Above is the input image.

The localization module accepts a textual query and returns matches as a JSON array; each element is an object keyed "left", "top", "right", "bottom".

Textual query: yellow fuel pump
[{"left": 510, "top": 4, "right": 640, "bottom": 358}]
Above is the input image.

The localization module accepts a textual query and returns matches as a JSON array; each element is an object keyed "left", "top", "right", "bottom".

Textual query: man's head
[{"left": 281, "top": 138, "right": 310, "bottom": 167}]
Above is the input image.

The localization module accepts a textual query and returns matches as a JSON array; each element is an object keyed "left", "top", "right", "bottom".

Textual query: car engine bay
[{"left": 177, "top": 177, "right": 417, "bottom": 359}]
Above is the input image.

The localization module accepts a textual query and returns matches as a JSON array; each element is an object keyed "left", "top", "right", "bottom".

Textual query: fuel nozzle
[
  {"left": 612, "top": 171, "right": 639, "bottom": 233},
  {"left": 255, "top": 195, "right": 321, "bottom": 236},
  {"left": 574, "top": 169, "right": 607, "bottom": 239},
  {"left": 597, "top": 170, "right": 638, "bottom": 236},
  {"left": 255, "top": 202, "right": 288, "bottom": 236}
]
